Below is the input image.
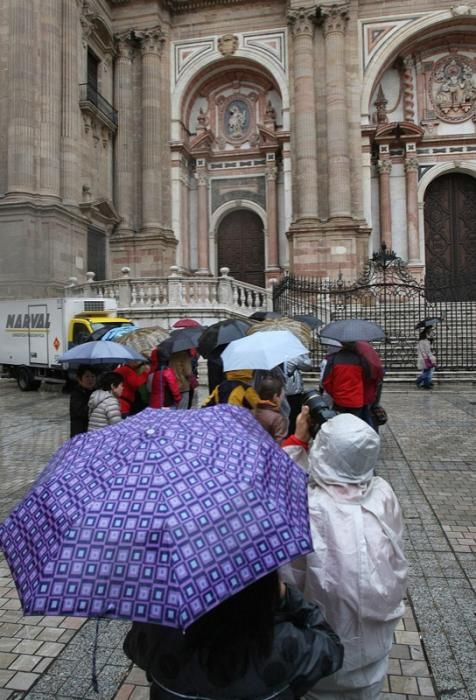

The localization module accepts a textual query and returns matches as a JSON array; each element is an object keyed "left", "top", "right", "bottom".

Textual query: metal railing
[
  {"left": 79, "top": 83, "right": 118, "bottom": 127},
  {"left": 273, "top": 246, "right": 476, "bottom": 371}
]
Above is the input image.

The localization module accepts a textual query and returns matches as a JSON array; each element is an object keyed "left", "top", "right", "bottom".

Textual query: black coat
[
  {"left": 123, "top": 585, "right": 343, "bottom": 700},
  {"left": 69, "top": 385, "right": 93, "bottom": 437}
]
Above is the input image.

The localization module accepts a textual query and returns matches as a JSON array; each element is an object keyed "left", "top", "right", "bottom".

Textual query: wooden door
[
  {"left": 217, "top": 210, "right": 265, "bottom": 287},
  {"left": 424, "top": 173, "right": 476, "bottom": 300}
]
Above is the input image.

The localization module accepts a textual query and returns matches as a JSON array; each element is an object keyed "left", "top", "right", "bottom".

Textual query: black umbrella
[
  {"left": 158, "top": 327, "right": 203, "bottom": 355},
  {"left": 319, "top": 319, "right": 385, "bottom": 343},
  {"left": 198, "top": 319, "right": 251, "bottom": 358},
  {"left": 293, "top": 314, "right": 323, "bottom": 330},
  {"left": 414, "top": 317, "right": 443, "bottom": 330},
  {"left": 248, "top": 311, "right": 283, "bottom": 321}
]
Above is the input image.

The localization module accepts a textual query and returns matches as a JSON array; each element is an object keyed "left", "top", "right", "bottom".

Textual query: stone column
[
  {"left": 321, "top": 2, "right": 351, "bottom": 218},
  {"left": 195, "top": 168, "right": 210, "bottom": 274},
  {"left": 114, "top": 32, "right": 135, "bottom": 235},
  {"left": 377, "top": 158, "right": 392, "bottom": 248},
  {"left": 405, "top": 156, "right": 420, "bottom": 262},
  {"left": 288, "top": 8, "right": 319, "bottom": 220},
  {"left": 38, "top": 0, "right": 62, "bottom": 199},
  {"left": 266, "top": 164, "right": 279, "bottom": 270},
  {"left": 7, "top": 0, "right": 37, "bottom": 195},
  {"left": 61, "top": 0, "right": 82, "bottom": 205},
  {"left": 137, "top": 26, "right": 164, "bottom": 235}
]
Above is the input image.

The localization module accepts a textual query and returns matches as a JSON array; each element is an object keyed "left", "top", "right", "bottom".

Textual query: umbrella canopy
[
  {"left": 354, "top": 341, "right": 384, "bottom": 380},
  {"left": 248, "top": 311, "right": 283, "bottom": 321},
  {"left": 293, "top": 314, "right": 323, "bottom": 330},
  {"left": 222, "top": 330, "right": 308, "bottom": 372},
  {"left": 414, "top": 317, "right": 443, "bottom": 330},
  {"left": 158, "top": 327, "right": 203, "bottom": 355},
  {"left": 198, "top": 319, "right": 251, "bottom": 358},
  {"left": 246, "top": 318, "right": 311, "bottom": 347},
  {"left": 319, "top": 336, "right": 342, "bottom": 348},
  {"left": 319, "top": 319, "right": 385, "bottom": 343},
  {"left": 115, "top": 326, "right": 169, "bottom": 356},
  {"left": 58, "top": 340, "right": 146, "bottom": 365},
  {"left": 172, "top": 318, "right": 203, "bottom": 329},
  {"left": 91, "top": 324, "right": 137, "bottom": 342},
  {"left": 0, "top": 405, "right": 312, "bottom": 629}
]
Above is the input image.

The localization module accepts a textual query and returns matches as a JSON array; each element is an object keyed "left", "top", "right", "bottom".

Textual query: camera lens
[{"left": 302, "top": 389, "right": 337, "bottom": 435}]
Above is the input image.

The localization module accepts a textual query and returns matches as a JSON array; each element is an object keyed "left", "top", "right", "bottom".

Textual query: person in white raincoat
[{"left": 282, "top": 411, "right": 408, "bottom": 700}]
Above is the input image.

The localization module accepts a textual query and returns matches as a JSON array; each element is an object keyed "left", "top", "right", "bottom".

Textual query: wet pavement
[{"left": 0, "top": 379, "right": 474, "bottom": 700}]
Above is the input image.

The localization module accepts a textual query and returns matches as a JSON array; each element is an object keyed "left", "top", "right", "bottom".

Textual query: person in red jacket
[
  {"left": 114, "top": 361, "right": 150, "bottom": 418},
  {"left": 322, "top": 343, "right": 370, "bottom": 419},
  {"left": 148, "top": 348, "right": 182, "bottom": 409}
]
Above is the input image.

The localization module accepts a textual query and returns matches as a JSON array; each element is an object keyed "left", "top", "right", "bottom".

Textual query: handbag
[
  {"left": 371, "top": 404, "right": 388, "bottom": 426},
  {"left": 424, "top": 357, "right": 435, "bottom": 369}
]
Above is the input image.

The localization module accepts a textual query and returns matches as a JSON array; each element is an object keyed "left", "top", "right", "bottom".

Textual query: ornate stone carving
[
  {"left": 287, "top": 8, "right": 316, "bottom": 38},
  {"left": 136, "top": 26, "right": 165, "bottom": 56},
  {"left": 320, "top": 2, "right": 350, "bottom": 36},
  {"left": 197, "top": 108, "right": 209, "bottom": 131},
  {"left": 402, "top": 57, "right": 415, "bottom": 122},
  {"left": 217, "top": 34, "right": 238, "bottom": 56},
  {"left": 226, "top": 101, "right": 248, "bottom": 138},
  {"left": 430, "top": 54, "right": 476, "bottom": 122},
  {"left": 114, "top": 31, "right": 135, "bottom": 60},
  {"left": 404, "top": 157, "right": 419, "bottom": 173},
  {"left": 374, "top": 84, "right": 388, "bottom": 124},
  {"left": 377, "top": 159, "right": 392, "bottom": 175},
  {"left": 266, "top": 166, "right": 278, "bottom": 181},
  {"left": 450, "top": 5, "right": 474, "bottom": 16}
]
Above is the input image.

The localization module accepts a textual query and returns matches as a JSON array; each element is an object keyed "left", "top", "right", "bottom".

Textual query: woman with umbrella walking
[{"left": 416, "top": 327, "right": 437, "bottom": 389}]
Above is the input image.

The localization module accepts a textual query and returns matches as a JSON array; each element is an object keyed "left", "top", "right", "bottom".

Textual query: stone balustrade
[{"left": 65, "top": 267, "right": 274, "bottom": 325}]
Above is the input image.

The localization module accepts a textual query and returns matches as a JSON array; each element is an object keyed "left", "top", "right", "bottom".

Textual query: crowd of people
[{"left": 66, "top": 320, "right": 416, "bottom": 700}]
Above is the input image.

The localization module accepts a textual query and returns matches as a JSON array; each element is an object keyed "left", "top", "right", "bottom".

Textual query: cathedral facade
[{"left": 1, "top": 0, "right": 476, "bottom": 298}]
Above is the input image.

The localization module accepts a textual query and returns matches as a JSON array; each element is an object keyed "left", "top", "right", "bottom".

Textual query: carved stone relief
[
  {"left": 218, "top": 34, "right": 238, "bottom": 56},
  {"left": 430, "top": 55, "right": 476, "bottom": 122}
]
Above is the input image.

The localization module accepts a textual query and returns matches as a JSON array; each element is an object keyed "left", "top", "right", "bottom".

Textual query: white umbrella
[{"left": 221, "top": 330, "right": 308, "bottom": 372}]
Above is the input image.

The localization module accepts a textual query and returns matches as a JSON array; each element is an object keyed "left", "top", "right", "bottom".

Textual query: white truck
[{"left": 0, "top": 297, "right": 133, "bottom": 390}]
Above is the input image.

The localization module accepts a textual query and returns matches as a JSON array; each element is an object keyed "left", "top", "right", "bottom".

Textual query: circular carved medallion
[{"left": 429, "top": 54, "right": 476, "bottom": 123}]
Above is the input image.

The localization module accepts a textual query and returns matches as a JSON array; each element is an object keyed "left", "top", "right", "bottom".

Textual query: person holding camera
[{"left": 281, "top": 409, "right": 407, "bottom": 700}]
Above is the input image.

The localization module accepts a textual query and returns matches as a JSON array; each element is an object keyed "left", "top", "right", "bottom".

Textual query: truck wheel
[{"left": 17, "top": 367, "right": 36, "bottom": 391}]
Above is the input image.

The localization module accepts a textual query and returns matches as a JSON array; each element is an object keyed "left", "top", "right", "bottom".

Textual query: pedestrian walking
[
  {"left": 282, "top": 412, "right": 408, "bottom": 700},
  {"left": 253, "top": 374, "right": 289, "bottom": 444},
  {"left": 123, "top": 571, "right": 344, "bottom": 700},
  {"left": 87, "top": 371, "right": 123, "bottom": 430},
  {"left": 69, "top": 365, "right": 96, "bottom": 437},
  {"left": 416, "top": 328, "right": 437, "bottom": 389}
]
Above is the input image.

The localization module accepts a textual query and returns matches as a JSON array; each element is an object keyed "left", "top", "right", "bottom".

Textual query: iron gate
[{"left": 273, "top": 246, "right": 476, "bottom": 371}]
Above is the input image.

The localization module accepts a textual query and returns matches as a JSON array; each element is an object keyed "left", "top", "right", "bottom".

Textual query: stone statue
[{"left": 228, "top": 104, "right": 247, "bottom": 137}]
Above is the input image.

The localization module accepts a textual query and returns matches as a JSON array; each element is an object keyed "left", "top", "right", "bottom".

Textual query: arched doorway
[
  {"left": 217, "top": 210, "right": 265, "bottom": 288},
  {"left": 424, "top": 173, "right": 476, "bottom": 299}
]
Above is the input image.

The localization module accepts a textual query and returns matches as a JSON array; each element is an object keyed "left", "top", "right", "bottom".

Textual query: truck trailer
[{"left": 0, "top": 297, "right": 133, "bottom": 390}]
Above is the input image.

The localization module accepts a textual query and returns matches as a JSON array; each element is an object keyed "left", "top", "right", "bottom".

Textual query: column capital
[
  {"left": 320, "top": 2, "right": 350, "bottom": 36},
  {"left": 404, "top": 157, "right": 419, "bottom": 173},
  {"left": 194, "top": 171, "right": 208, "bottom": 187},
  {"left": 266, "top": 165, "right": 278, "bottom": 181},
  {"left": 114, "top": 31, "right": 135, "bottom": 60},
  {"left": 378, "top": 159, "right": 392, "bottom": 175},
  {"left": 136, "top": 26, "right": 165, "bottom": 56},
  {"left": 287, "top": 8, "right": 317, "bottom": 38}
]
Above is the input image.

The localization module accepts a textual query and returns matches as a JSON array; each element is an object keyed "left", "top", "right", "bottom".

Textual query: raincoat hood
[
  {"left": 309, "top": 413, "right": 380, "bottom": 485},
  {"left": 224, "top": 369, "right": 254, "bottom": 382}
]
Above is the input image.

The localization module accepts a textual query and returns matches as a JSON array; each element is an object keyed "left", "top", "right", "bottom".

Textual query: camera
[{"left": 301, "top": 389, "right": 337, "bottom": 437}]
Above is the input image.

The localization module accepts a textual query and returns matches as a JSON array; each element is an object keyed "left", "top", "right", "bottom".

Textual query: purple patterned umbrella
[{"left": 0, "top": 405, "right": 312, "bottom": 629}]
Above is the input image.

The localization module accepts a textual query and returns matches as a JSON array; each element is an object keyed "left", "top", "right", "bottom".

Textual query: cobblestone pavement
[{"left": 0, "top": 379, "right": 474, "bottom": 700}]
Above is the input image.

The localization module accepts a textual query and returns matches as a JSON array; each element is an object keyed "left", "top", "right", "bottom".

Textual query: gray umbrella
[{"left": 319, "top": 319, "right": 385, "bottom": 343}]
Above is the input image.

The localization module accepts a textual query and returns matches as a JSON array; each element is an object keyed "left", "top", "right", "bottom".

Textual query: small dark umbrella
[
  {"left": 198, "top": 319, "right": 251, "bottom": 358},
  {"left": 414, "top": 317, "right": 442, "bottom": 330},
  {"left": 248, "top": 310, "right": 283, "bottom": 321},
  {"left": 293, "top": 314, "right": 323, "bottom": 330},
  {"left": 158, "top": 327, "right": 203, "bottom": 355},
  {"left": 319, "top": 319, "right": 385, "bottom": 343}
]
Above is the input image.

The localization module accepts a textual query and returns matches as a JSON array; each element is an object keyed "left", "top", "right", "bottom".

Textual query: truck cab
[{"left": 69, "top": 314, "right": 134, "bottom": 347}]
